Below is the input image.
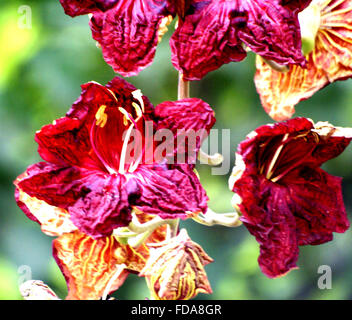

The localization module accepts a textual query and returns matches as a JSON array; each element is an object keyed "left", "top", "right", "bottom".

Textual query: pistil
[{"left": 299, "top": 1, "right": 321, "bottom": 55}]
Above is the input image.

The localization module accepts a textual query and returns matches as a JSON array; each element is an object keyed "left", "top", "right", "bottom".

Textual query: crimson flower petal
[
  {"left": 15, "top": 162, "right": 89, "bottom": 209},
  {"left": 40, "top": 78, "right": 152, "bottom": 174},
  {"left": 15, "top": 163, "right": 137, "bottom": 239},
  {"left": 15, "top": 76, "right": 211, "bottom": 238},
  {"left": 230, "top": 118, "right": 352, "bottom": 278},
  {"left": 35, "top": 117, "right": 103, "bottom": 171},
  {"left": 171, "top": 0, "right": 307, "bottom": 80},
  {"left": 133, "top": 164, "right": 208, "bottom": 219},
  {"left": 286, "top": 167, "right": 349, "bottom": 245},
  {"left": 68, "top": 174, "right": 136, "bottom": 238},
  {"left": 236, "top": 0, "right": 306, "bottom": 67},
  {"left": 89, "top": 0, "right": 172, "bottom": 76},
  {"left": 242, "top": 180, "right": 299, "bottom": 278},
  {"left": 35, "top": 80, "right": 125, "bottom": 172},
  {"left": 280, "top": 0, "right": 312, "bottom": 11},
  {"left": 53, "top": 231, "right": 129, "bottom": 300},
  {"left": 154, "top": 98, "right": 215, "bottom": 164},
  {"left": 170, "top": 0, "right": 247, "bottom": 81},
  {"left": 59, "top": 0, "right": 118, "bottom": 17}
]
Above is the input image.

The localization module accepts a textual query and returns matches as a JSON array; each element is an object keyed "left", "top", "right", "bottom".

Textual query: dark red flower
[
  {"left": 15, "top": 77, "right": 214, "bottom": 239},
  {"left": 59, "top": 0, "right": 310, "bottom": 80},
  {"left": 229, "top": 118, "right": 351, "bottom": 278},
  {"left": 171, "top": 0, "right": 310, "bottom": 80},
  {"left": 59, "top": 0, "right": 118, "bottom": 16}
]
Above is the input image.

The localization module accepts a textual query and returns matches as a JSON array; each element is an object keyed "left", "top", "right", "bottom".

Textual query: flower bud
[{"left": 140, "top": 229, "right": 213, "bottom": 300}]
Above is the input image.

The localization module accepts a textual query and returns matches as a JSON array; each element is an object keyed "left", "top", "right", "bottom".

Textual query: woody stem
[
  {"left": 178, "top": 73, "right": 190, "bottom": 100},
  {"left": 174, "top": 72, "right": 191, "bottom": 237}
]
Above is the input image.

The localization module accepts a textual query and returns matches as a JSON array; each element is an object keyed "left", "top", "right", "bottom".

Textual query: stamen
[
  {"left": 132, "top": 102, "right": 143, "bottom": 121},
  {"left": 311, "top": 131, "right": 320, "bottom": 143},
  {"left": 299, "top": 2, "right": 321, "bottom": 55},
  {"left": 265, "top": 133, "right": 289, "bottom": 180},
  {"left": 157, "top": 15, "right": 173, "bottom": 43},
  {"left": 271, "top": 133, "right": 318, "bottom": 183},
  {"left": 107, "top": 88, "right": 118, "bottom": 102},
  {"left": 132, "top": 89, "right": 145, "bottom": 112},
  {"left": 119, "top": 124, "right": 134, "bottom": 174},
  {"left": 128, "top": 156, "right": 142, "bottom": 173},
  {"left": 95, "top": 105, "right": 108, "bottom": 128},
  {"left": 118, "top": 107, "right": 132, "bottom": 126},
  {"left": 271, "top": 144, "right": 316, "bottom": 183}
]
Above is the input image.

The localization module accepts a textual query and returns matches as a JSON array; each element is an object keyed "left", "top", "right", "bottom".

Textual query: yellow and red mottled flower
[
  {"left": 52, "top": 215, "right": 168, "bottom": 300},
  {"left": 59, "top": 0, "right": 310, "bottom": 80},
  {"left": 16, "top": 182, "right": 168, "bottom": 300},
  {"left": 229, "top": 118, "right": 352, "bottom": 278},
  {"left": 140, "top": 228, "right": 213, "bottom": 300},
  {"left": 14, "top": 76, "right": 214, "bottom": 239},
  {"left": 255, "top": 0, "right": 352, "bottom": 121}
]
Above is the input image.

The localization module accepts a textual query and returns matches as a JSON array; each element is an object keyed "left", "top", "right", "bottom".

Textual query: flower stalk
[
  {"left": 113, "top": 211, "right": 175, "bottom": 247},
  {"left": 192, "top": 208, "right": 242, "bottom": 228},
  {"left": 178, "top": 73, "right": 190, "bottom": 100},
  {"left": 198, "top": 149, "right": 224, "bottom": 166}
]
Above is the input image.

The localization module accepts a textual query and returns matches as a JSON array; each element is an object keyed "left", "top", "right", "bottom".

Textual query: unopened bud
[{"left": 140, "top": 229, "right": 213, "bottom": 300}]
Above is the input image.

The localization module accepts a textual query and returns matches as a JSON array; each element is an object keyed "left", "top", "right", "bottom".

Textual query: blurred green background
[{"left": 1, "top": 0, "right": 352, "bottom": 300}]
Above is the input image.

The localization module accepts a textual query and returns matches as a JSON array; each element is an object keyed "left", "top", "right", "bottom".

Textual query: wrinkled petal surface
[
  {"left": 255, "top": 0, "right": 352, "bottom": 120},
  {"left": 241, "top": 180, "right": 300, "bottom": 278},
  {"left": 15, "top": 75, "right": 210, "bottom": 239},
  {"left": 140, "top": 229, "right": 213, "bottom": 300},
  {"left": 59, "top": 0, "right": 118, "bottom": 17},
  {"left": 21, "top": 77, "right": 155, "bottom": 237},
  {"left": 15, "top": 171, "right": 77, "bottom": 236},
  {"left": 287, "top": 167, "right": 349, "bottom": 245},
  {"left": 230, "top": 118, "right": 351, "bottom": 277},
  {"left": 15, "top": 162, "right": 137, "bottom": 238},
  {"left": 154, "top": 98, "right": 215, "bottom": 164},
  {"left": 36, "top": 77, "right": 153, "bottom": 172},
  {"left": 68, "top": 173, "right": 137, "bottom": 238},
  {"left": 171, "top": 0, "right": 306, "bottom": 80},
  {"left": 170, "top": 0, "right": 247, "bottom": 81},
  {"left": 36, "top": 117, "right": 103, "bottom": 171},
  {"left": 236, "top": 0, "right": 306, "bottom": 65},
  {"left": 15, "top": 162, "right": 90, "bottom": 209},
  {"left": 132, "top": 164, "right": 208, "bottom": 219},
  {"left": 53, "top": 231, "right": 130, "bottom": 300},
  {"left": 90, "top": 0, "right": 172, "bottom": 76},
  {"left": 53, "top": 216, "right": 168, "bottom": 300},
  {"left": 281, "top": 0, "right": 312, "bottom": 11}
]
